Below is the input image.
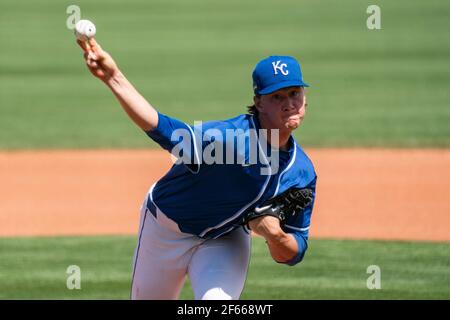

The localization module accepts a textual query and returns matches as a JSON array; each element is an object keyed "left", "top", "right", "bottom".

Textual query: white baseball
[{"left": 74, "top": 19, "right": 96, "bottom": 40}]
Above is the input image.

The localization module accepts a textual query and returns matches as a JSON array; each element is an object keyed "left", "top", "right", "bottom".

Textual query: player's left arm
[{"left": 249, "top": 179, "right": 316, "bottom": 265}]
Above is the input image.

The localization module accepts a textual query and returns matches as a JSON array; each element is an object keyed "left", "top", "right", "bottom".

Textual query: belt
[{"left": 145, "top": 195, "right": 245, "bottom": 239}]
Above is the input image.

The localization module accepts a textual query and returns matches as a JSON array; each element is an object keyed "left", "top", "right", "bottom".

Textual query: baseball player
[{"left": 77, "top": 38, "right": 317, "bottom": 300}]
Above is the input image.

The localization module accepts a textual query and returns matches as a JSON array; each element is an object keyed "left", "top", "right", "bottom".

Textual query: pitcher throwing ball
[{"left": 77, "top": 37, "right": 317, "bottom": 300}]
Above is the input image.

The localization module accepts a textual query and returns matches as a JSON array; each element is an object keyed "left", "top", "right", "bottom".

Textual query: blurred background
[{"left": 0, "top": 0, "right": 449, "bottom": 299}]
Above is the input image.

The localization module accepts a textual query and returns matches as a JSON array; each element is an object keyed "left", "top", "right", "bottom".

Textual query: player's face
[{"left": 255, "top": 86, "right": 306, "bottom": 131}]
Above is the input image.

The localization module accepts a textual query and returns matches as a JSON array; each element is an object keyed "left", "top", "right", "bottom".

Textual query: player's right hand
[
  {"left": 248, "top": 215, "right": 283, "bottom": 239},
  {"left": 77, "top": 38, "right": 119, "bottom": 83}
]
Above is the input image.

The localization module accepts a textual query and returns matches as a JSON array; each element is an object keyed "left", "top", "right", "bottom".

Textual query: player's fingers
[
  {"left": 86, "top": 58, "right": 98, "bottom": 69},
  {"left": 88, "top": 38, "right": 104, "bottom": 57},
  {"left": 88, "top": 51, "right": 98, "bottom": 61},
  {"left": 84, "top": 51, "right": 98, "bottom": 63},
  {"left": 78, "top": 40, "right": 99, "bottom": 62},
  {"left": 77, "top": 39, "right": 88, "bottom": 53},
  {"left": 88, "top": 37, "right": 99, "bottom": 49}
]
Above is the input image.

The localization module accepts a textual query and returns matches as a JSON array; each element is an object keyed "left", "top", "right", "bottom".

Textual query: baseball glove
[{"left": 242, "top": 187, "right": 314, "bottom": 227}]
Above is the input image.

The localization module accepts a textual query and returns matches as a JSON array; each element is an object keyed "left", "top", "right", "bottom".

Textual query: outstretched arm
[{"left": 77, "top": 38, "right": 158, "bottom": 131}]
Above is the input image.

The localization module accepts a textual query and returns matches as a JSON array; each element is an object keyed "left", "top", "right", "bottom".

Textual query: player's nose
[{"left": 283, "top": 98, "right": 297, "bottom": 112}]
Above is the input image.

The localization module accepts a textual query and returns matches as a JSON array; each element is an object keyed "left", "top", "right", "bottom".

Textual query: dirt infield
[{"left": 0, "top": 149, "right": 449, "bottom": 241}]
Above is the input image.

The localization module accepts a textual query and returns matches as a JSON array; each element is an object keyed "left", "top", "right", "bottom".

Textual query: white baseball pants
[{"left": 131, "top": 196, "right": 251, "bottom": 300}]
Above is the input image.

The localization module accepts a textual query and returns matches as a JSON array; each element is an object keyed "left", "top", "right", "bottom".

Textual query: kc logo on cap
[
  {"left": 252, "top": 55, "right": 309, "bottom": 95},
  {"left": 272, "top": 61, "right": 289, "bottom": 76}
]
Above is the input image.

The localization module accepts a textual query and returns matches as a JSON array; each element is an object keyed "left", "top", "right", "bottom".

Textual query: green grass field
[
  {"left": 0, "top": 0, "right": 449, "bottom": 148},
  {"left": 0, "top": 236, "right": 448, "bottom": 299}
]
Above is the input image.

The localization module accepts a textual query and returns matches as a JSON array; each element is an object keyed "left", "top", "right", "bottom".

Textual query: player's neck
[
  {"left": 258, "top": 126, "right": 292, "bottom": 151},
  {"left": 268, "top": 129, "right": 291, "bottom": 151}
]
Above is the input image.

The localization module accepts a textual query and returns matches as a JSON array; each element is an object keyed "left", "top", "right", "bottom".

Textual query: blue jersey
[{"left": 145, "top": 112, "right": 317, "bottom": 265}]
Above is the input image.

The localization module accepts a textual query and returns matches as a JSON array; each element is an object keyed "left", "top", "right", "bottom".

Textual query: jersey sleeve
[
  {"left": 145, "top": 112, "right": 201, "bottom": 172},
  {"left": 145, "top": 113, "right": 244, "bottom": 172},
  {"left": 280, "top": 177, "right": 317, "bottom": 266}
]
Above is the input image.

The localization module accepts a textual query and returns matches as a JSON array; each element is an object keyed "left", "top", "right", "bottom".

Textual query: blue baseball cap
[{"left": 252, "top": 55, "right": 309, "bottom": 95}]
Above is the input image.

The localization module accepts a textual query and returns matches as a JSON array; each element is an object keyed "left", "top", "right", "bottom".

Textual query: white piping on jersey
[
  {"left": 273, "top": 139, "right": 297, "bottom": 197},
  {"left": 285, "top": 224, "right": 310, "bottom": 232},
  {"left": 212, "top": 226, "right": 235, "bottom": 239},
  {"left": 271, "top": 144, "right": 310, "bottom": 234},
  {"left": 149, "top": 183, "right": 164, "bottom": 213},
  {"left": 198, "top": 116, "right": 272, "bottom": 238},
  {"left": 185, "top": 124, "right": 201, "bottom": 174}
]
